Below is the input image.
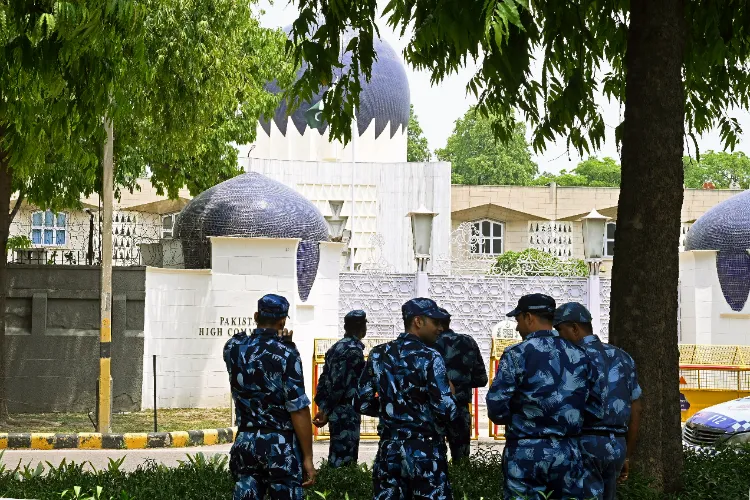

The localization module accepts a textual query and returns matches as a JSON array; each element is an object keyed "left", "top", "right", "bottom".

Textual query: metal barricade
[
  {"left": 312, "top": 338, "right": 479, "bottom": 441},
  {"left": 680, "top": 364, "right": 750, "bottom": 421}
]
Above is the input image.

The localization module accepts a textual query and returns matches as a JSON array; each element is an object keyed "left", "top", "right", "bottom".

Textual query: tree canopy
[
  {"left": 0, "top": 0, "right": 292, "bottom": 421},
  {"left": 534, "top": 156, "right": 621, "bottom": 187},
  {"left": 436, "top": 107, "right": 537, "bottom": 185},
  {"left": 285, "top": 0, "right": 750, "bottom": 491},
  {"left": 407, "top": 105, "right": 431, "bottom": 162},
  {"left": 683, "top": 151, "right": 750, "bottom": 189}
]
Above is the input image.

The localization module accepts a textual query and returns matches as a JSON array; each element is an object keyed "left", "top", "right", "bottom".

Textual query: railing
[
  {"left": 312, "top": 338, "right": 479, "bottom": 441},
  {"left": 679, "top": 364, "right": 750, "bottom": 421},
  {"left": 6, "top": 248, "right": 142, "bottom": 266}
]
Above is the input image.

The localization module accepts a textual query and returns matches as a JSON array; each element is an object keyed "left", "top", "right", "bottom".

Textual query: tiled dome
[
  {"left": 260, "top": 28, "right": 410, "bottom": 140},
  {"left": 174, "top": 172, "right": 329, "bottom": 301},
  {"left": 685, "top": 190, "right": 750, "bottom": 311}
]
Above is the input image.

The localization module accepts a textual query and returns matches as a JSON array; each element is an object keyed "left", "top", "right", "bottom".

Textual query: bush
[
  {"left": 492, "top": 248, "right": 588, "bottom": 277},
  {"left": 1, "top": 448, "right": 749, "bottom": 499}
]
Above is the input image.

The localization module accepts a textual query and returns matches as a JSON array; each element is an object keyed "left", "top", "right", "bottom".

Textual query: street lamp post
[
  {"left": 581, "top": 209, "right": 610, "bottom": 338},
  {"left": 407, "top": 206, "right": 437, "bottom": 297}
]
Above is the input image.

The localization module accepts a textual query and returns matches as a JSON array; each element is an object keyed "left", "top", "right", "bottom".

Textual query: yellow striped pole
[{"left": 98, "top": 114, "right": 114, "bottom": 432}]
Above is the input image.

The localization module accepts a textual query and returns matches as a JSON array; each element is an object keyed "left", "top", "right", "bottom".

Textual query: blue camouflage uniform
[
  {"left": 357, "top": 298, "right": 457, "bottom": 500},
  {"left": 486, "top": 294, "right": 603, "bottom": 500},
  {"left": 224, "top": 294, "right": 311, "bottom": 500},
  {"left": 314, "top": 310, "right": 367, "bottom": 467},
  {"left": 554, "top": 302, "right": 642, "bottom": 500},
  {"left": 433, "top": 309, "right": 488, "bottom": 461}
]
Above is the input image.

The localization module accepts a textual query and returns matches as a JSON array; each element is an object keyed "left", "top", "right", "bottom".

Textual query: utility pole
[{"left": 98, "top": 115, "right": 114, "bottom": 432}]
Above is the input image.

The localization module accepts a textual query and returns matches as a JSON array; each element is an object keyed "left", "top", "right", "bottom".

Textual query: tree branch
[{"left": 9, "top": 188, "right": 24, "bottom": 224}]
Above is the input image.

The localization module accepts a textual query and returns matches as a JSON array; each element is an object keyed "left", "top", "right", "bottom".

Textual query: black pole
[{"left": 153, "top": 354, "right": 157, "bottom": 432}]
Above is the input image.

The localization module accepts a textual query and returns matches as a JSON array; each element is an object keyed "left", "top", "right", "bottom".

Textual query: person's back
[
  {"left": 225, "top": 294, "right": 316, "bottom": 500},
  {"left": 488, "top": 330, "right": 593, "bottom": 439},
  {"left": 486, "top": 294, "right": 601, "bottom": 500},
  {"left": 313, "top": 310, "right": 367, "bottom": 467},
  {"left": 554, "top": 302, "right": 642, "bottom": 500},
  {"left": 360, "top": 334, "right": 454, "bottom": 439},
  {"left": 357, "top": 298, "right": 457, "bottom": 499},
  {"left": 433, "top": 316, "right": 488, "bottom": 460}
]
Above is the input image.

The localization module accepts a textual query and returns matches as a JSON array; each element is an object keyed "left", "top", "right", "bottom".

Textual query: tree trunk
[
  {"left": 0, "top": 150, "right": 11, "bottom": 422},
  {"left": 610, "top": 0, "right": 686, "bottom": 493}
]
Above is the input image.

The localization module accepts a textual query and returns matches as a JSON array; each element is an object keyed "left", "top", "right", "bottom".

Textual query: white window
[
  {"left": 471, "top": 220, "right": 504, "bottom": 255},
  {"left": 162, "top": 213, "right": 178, "bottom": 239},
  {"left": 605, "top": 222, "right": 616, "bottom": 257},
  {"left": 31, "top": 210, "right": 67, "bottom": 247}
]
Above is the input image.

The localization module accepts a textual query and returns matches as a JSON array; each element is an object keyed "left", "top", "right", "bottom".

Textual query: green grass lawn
[{"left": 0, "top": 407, "right": 232, "bottom": 434}]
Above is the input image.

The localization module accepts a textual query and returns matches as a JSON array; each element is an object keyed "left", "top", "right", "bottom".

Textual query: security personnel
[
  {"left": 486, "top": 294, "right": 603, "bottom": 500},
  {"left": 312, "top": 309, "right": 368, "bottom": 467},
  {"left": 554, "top": 302, "right": 643, "bottom": 500},
  {"left": 357, "top": 298, "right": 457, "bottom": 499},
  {"left": 223, "top": 294, "right": 316, "bottom": 500},
  {"left": 433, "top": 308, "right": 488, "bottom": 461}
]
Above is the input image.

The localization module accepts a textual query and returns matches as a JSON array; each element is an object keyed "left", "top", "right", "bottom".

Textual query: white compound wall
[{"left": 141, "top": 236, "right": 343, "bottom": 409}]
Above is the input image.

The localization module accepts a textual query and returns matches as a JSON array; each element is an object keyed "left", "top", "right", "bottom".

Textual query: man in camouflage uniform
[
  {"left": 312, "top": 309, "right": 368, "bottom": 467},
  {"left": 554, "top": 302, "right": 643, "bottom": 500},
  {"left": 357, "top": 298, "right": 457, "bottom": 499},
  {"left": 433, "top": 307, "right": 488, "bottom": 461},
  {"left": 224, "top": 294, "right": 316, "bottom": 500},
  {"left": 486, "top": 294, "right": 603, "bottom": 500}
]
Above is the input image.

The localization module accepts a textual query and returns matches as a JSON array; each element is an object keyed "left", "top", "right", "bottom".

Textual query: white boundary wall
[
  {"left": 141, "top": 236, "right": 342, "bottom": 409},
  {"left": 680, "top": 250, "right": 750, "bottom": 345}
]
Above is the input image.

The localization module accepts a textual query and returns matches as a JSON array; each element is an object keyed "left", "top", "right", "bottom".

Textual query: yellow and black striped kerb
[{"left": 0, "top": 428, "right": 237, "bottom": 450}]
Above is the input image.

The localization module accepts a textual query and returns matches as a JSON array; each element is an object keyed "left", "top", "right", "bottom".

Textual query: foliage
[
  {"left": 407, "top": 105, "right": 431, "bottom": 162},
  {"left": 492, "top": 248, "right": 588, "bottom": 277},
  {"left": 682, "top": 151, "right": 750, "bottom": 189},
  {"left": 534, "top": 157, "right": 621, "bottom": 187},
  {"left": 6, "top": 235, "right": 31, "bottom": 249},
  {"left": 1, "top": 449, "right": 749, "bottom": 499},
  {"left": 436, "top": 107, "right": 538, "bottom": 185}
]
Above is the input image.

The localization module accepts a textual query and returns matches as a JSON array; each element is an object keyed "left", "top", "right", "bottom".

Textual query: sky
[{"left": 257, "top": 0, "right": 750, "bottom": 174}]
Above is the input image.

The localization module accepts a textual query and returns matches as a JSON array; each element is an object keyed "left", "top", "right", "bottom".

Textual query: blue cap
[
  {"left": 553, "top": 302, "right": 593, "bottom": 326},
  {"left": 437, "top": 307, "right": 451, "bottom": 319},
  {"left": 402, "top": 298, "right": 451, "bottom": 321},
  {"left": 344, "top": 310, "right": 367, "bottom": 324},
  {"left": 257, "top": 294, "right": 290, "bottom": 319},
  {"left": 506, "top": 293, "right": 556, "bottom": 317}
]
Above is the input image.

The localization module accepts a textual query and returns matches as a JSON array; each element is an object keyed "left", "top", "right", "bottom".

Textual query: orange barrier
[{"left": 679, "top": 364, "right": 750, "bottom": 421}]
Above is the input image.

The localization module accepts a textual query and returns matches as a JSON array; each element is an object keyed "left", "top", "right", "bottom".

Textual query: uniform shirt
[
  {"left": 314, "top": 335, "right": 366, "bottom": 414},
  {"left": 223, "top": 328, "right": 310, "bottom": 431},
  {"left": 433, "top": 329, "right": 488, "bottom": 406},
  {"left": 580, "top": 334, "right": 642, "bottom": 433},
  {"left": 486, "top": 329, "right": 603, "bottom": 439},
  {"left": 356, "top": 332, "right": 457, "bottom": 440}
]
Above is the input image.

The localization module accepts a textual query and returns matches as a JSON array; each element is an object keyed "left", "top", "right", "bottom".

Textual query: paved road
[{"left": 1, "top": 439, "right": 504, "bottom": 473}]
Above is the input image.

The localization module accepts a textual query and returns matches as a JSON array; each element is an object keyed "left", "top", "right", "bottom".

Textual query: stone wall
[{"left": 4, "top": 266, "right": 145, "bottom": 413}]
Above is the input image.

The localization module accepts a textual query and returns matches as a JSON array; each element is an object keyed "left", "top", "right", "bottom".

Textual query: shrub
[
  {"left": 1, "top": 448, "right": 749, "bottom": 499},
  {"left": 492, "top": 248, "right": 588, "bottom": 277}
]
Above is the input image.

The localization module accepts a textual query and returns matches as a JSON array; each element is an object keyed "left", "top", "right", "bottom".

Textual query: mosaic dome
[
  {"left": 174, "top": 172, "right": 330, "bottom": 301},
  {"left": 260, "top": 28, "right": 410, "bottom": 140},
  {"left": 685, "top": 189, "right": 750, "bottom": 311}
]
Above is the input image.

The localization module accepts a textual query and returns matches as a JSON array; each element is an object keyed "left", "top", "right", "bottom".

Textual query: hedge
[{"left": 1, "top": 447, "right": 748, "bottom": 499}]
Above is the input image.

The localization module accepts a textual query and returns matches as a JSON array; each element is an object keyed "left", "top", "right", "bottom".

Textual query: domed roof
[
  {"left": 174, "top": 172, "right": 329, "bottom": 301},
  {"left": 685, "top": 190, "right": 750, "bottom": 251},
  {"left": 685, "top": 189, "right": 750, "bottom": 312},
  {"left": 260, "top": 29, "right": 410, "bottom": 140}
]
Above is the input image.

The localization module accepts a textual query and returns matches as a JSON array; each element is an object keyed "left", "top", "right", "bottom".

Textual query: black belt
[
  {"left": 238, "top": 426, "right": 294, "bottom": 436},
  {"left": 505, "top": 435, "right": 578, "bottom": 442},
  {"left": 584, "top": 429, "right": 627, "bottom": 438}
]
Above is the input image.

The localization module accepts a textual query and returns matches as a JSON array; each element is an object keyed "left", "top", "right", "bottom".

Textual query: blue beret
[
  {"left": 257, "top": 294, "right": 290, "bottom": 319},
  {"left": 553, "top": 302, "right": 593, "bottom": 326},
  {"left": 506, "top": 293, "right": 556, "bottom": 317},
  {"left": 344, "top": 310, "right": 367, "bottom": 323},
  {"left": 402, "top": 298, "right": 450, "bottom": 321}
]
